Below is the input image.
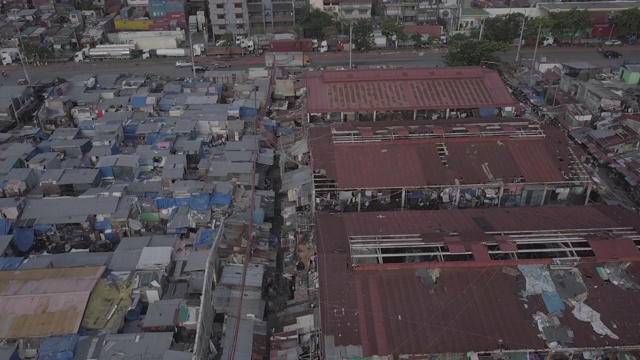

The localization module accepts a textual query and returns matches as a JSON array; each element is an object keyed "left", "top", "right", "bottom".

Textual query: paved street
[{"left": 3, "top": 45, "right": 639, "bottom": 84}]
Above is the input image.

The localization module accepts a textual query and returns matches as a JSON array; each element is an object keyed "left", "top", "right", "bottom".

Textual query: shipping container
[
  {"left": 149, "top": 9, "right": 167, "bottom": 18},
  {"left": 114, "top": 19, "right": 155, "bottom": 31},
  {"left": 149, "top": 23, "right": 170, "bottom": 31},
  {"left": 269, "top": 39, "right": 313, "bottom": 53},
  {"left": 135, "top": 36, "right": 178, "bottom": 49},
  {"left": 165, "top": 1, "right": 184, "bottom": 11},
  {"left": 120, "top": 6, "right": 135, "bottom": 20},
  {"left": 206, "top": 46, "right": 244, "bottom": 56},
  {"left": 167, "top": 11, "right": 185, "bottom": 20}
]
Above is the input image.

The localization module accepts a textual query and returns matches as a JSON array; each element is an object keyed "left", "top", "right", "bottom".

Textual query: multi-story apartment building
[
  {"left": 208, "top": 0, "right": 249, "bottom": 38},
  {"left": 247, "top": 0, "right": 300, "bottom": 34}
]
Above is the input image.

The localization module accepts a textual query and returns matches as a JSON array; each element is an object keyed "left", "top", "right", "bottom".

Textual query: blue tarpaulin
[
  {"left": 195, "top": 229, "right": 217, "bottom": 249},
  {"left": 190, "top": 193, "right": 211, "bottom": 211},
  {"left": 0, "top": 257, "right": 23, "bottom": 271},
  {"left": 13, "top": 228, "right": 34, "bottom": 252},
  {"left": 155, "top": 198, "right": 176, "bottom": 209},
  {"left": 131, "top": 96, "right": 148, "bottom": 108},
  {"left": 210, "top": 192, "right": 232, "bottom": 208},
  {"left": 479, "top": 107, "right": 496, "bottom": 118},
  {"left": 0, "top": 218, "right": 12, "bottom": 235},
  {"left": 541, "top": 292, "right": 565, "bottom": 315},
  {"left": 253, "top": 208, "right": 265, "bottom": 225},
  {"left": 94, "top": 217, "right": 112, "bottom": 230},
  {"left": 174, "top": 197, "right": 190, "bottom": 207},
  {"left": 33, "top": 224, "right": 54, "bottom": 235},
  {"left": 37, "top": 334, "right": 79, "bottom": 360}
]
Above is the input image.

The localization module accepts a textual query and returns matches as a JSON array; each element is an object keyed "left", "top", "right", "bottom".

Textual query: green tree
[
  {"left": 483, "top": 13, "right": 524, "bottom": 43},
  {"left": 409, "top": 32, "right": 424, "bottom": 48},
  {"left": 352, "top": 18, "right": 374, "bottom": 51},
  {"left": 298, "top": 6, "right": 335, "bottom": 39},
  {"left": 219, "top": 32, "right": 235, "bottom": 54},
  {"left": 523, "top": 16, "right": 555, "bottom": 39},
  {"left": 549, "top": 8, "right": 592, "bottom": 43},
  {"left": 610, "top": 8, "right": 640, "bottom": 37},
  {"left": 293, "top": 24, "right": 305, "bottom": 50},
  {"left": 380, "top": 18, "right": 406, "bottom": 48},
  {"left": 322, "top": 25, "right": 338, "bottom": 41},
  {"left": 21, "top": 42, "right": 53, "bottom": 64},
  {"left": 444, "top": 39, "right": 510, "bottom": 66}
]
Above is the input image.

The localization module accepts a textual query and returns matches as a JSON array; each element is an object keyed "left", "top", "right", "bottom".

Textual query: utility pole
[
  {"left": 479, "top": 18, "right": 485, "bottom": 40},
  {"left": 349, "top": 21, "right": 353, "bottom": 69},
  {"left": 14, "top": 24, "right": 30, "bottom": 85},
  {"left": 515, "top": 16, "right": 526, "bottom": 64},
  {"left": 530, "top": 22, "right": 542, "bottom": 85},
  {"left": 189, "top": 31, "right": 196, "bottom": 79}
]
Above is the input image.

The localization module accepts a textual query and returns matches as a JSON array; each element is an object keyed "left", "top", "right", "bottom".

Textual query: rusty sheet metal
[
  {"left": 306, "top": 67, "right": 516, "bottom": 113},
  {"left": 316, "top": 207, "right": 640, "bottom": 356},
  {"left": 313, "top": 125, "right": 575, "bottom": 188},
  {"left": 0, "top": 266, "right": 105, "bottom": 339}
]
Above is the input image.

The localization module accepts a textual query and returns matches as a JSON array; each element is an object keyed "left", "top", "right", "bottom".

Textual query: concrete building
[
  {"left": 247, "top": 0, "right": 300, "bottom": 34},
  {"left": 209, "top": 0, "right": 249, "bottom": 38}
]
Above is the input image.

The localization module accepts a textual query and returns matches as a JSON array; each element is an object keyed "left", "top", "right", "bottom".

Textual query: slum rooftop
[
  {"left": 315, "top": 205, "right": 640, "bottom": 357},
  {"left": 305, "top": 67, "right": 516, "bottom": 113},
  {"left": 309, "top": 118, "right": 586, "bottom": 189}
]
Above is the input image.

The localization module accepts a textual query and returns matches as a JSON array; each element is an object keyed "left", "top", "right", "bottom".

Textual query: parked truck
[
  {"left": 1, "top": 48, "right": 20, "bottom": 65},
  {"left": 206, "top": 46, "right": 246, "bottom": 56},
  {"left": 86, "top": 44, "right": 138, "bottom": 61},
  {"left": 265, "top": 52, "right": 310, "bottom": 67},
  {"left": 269, "top": 39, "right": 314, "bottom": 52},
  {"left": 142, "top": 44, "right": 204, "bottom": 59}
]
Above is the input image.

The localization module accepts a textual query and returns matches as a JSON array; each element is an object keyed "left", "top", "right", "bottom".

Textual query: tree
[
  {"left": 293, "top": 25, "right": 305, "bottom": 50},
  {"left": 298, "top": 6, "right": 336, "bottom": 39},
  {"left": 380, "top": 18, "right": 406, "bottom": 48},
  {"left": 483, "top": 13, "right": 524, "bottom": 43},
  {"left": 219, "top": 32, "right": 235, "bottom": 54},
  {"left": 523, "top": 16, "right": 555, "bottom": 39},
  {"left": 409, "top": 32, "right": 424, "bottom": 48},
  {"left": 549, "top": 8, "right": 592, "bottom": 43},
  {"left": 610, "top": 8, "right": 640, "bottom": 37},
  {"left": 352, "top": 18, "right": 374, "bottom": 51},
  {"left": 322, "top": 25, "right": 339, "bottom": 41},
  {"left": 21, "top": 42, "right": 53, "bottom": 64},
  {"left": 444, "top": 39, "right": 510, "bottom": 66}
]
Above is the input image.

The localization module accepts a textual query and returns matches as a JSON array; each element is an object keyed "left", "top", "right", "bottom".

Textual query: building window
[
  {"left": 236, "top": 13, "right": 243, "bottom": 18},
  {"left": 218, "top": 14, "right": 225, "bottom": 19},
  {"left": 216, "top": 4, "right": 223, "bottom": 8},
  {"left": 218, "top": 25, "right": 226, "bottom": 30},
  {"left": 235, "top": 3, "right": 242, "bottom": 7}
]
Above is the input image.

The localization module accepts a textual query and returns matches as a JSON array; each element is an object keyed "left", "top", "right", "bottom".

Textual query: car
[
  {"left": 211, "top": 62, "right": 230, "bottom": 69},
  {"left": 604, "top": 39, "right": 622, "bottom": 46},
  {"left": 603, "top": 50, "right": 622, "bottom": 59},
  {"left": 194, "top": 65, "right": 209, "bottom": 73},
  {"left": 175, "top": 60, "right": 192, "bottom": 68}
]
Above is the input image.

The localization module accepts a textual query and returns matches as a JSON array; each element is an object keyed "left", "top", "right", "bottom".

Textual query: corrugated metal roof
[
  {"left": 310, "top": 122, "right": 578, "bottom": 188},
  {"left": 316, "top": 206, "right": 640, "bottom": 356},
  {"left": 143, "top": 299, "right": 182, "bottom": 328},
  {"left": 0, "top": 266, "right": 104, "bottom": 339},
  {"left": 306, "top": 67, "right": 516, "bottom": 113},
  {"left": 98, "top": 332, "right": 173, "bottom": 359}
]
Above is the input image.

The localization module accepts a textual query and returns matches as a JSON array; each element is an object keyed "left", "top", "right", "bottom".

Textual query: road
[{"left": 3, "top": 45, "right": 640, "bottom": 84}]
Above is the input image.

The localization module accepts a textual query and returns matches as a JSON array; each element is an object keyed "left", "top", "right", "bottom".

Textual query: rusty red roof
[
  {"left": 309, "top": 120, "right": 581, "bottom": 188},
  {"left": 306, "top": 67, "right": 516, "bottom": 113},
  {"left": 316, "top": 206, "right": 640, "bottom": 356}
]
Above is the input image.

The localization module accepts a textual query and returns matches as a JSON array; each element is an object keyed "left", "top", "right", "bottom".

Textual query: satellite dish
[{"left": 442, "top": 10, "right": 450, "bottom": 18}]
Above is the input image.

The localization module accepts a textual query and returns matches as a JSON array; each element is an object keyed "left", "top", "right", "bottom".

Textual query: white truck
[
  {"left": 74, "top": 47, "right": 90, "bottom": 62},
  {"left": 86, "top": 44, "right": 137, "bottom": 61},
  {"left": 1, "top": 48, "right": 21, "bottom": 65},
  {"left": 265, "top": 52, "right": 309, "bottom": 67},
  {"left": 134, "top": 37, "right": 178, "bottom": 50},
  {"left": 142, "top": 44, "right": 204, "bottom": 59}
]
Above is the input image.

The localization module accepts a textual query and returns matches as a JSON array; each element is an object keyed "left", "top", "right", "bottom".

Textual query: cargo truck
[
  {"left": 142, "top": 44, "right": 204, "bottom": 59},
  {"left": 83, "top": 44, "right": 138, "bottom": 61},
  {"left": 269, "top": 39, "right": 314, "bottom": 52},
  {"left": 265, "top": 52, "right": 310, "bottom": 67}
]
